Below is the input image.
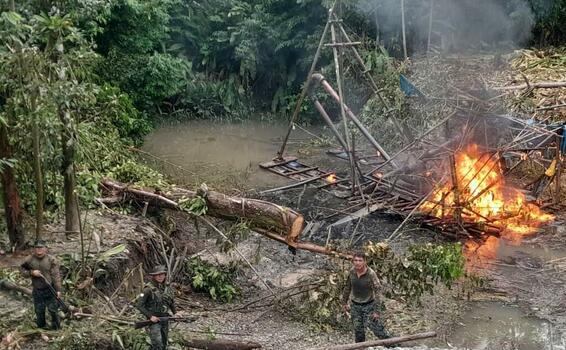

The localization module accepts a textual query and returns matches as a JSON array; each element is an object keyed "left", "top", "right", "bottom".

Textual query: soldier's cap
[
  {"left": 149, "top": 265, "right": 167, "bottom": 275},
  {"left": 33, "top": 239, "right": 48, "bottom": 248}
]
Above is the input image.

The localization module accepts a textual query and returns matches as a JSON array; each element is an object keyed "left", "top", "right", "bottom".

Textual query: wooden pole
[
  {"left": 312, "top": 98, "right": 350, "bottom": 152},
  {"left": 449, "top": 154, "right": 463, "bottom": 227},
  {"left": 308, "top": 331, "right": 437, "bottom": 350},
  {"left": 494, "top": 81, "right": 566, "bottom": 90},
  {"left": 427, "top": 0, "right": 434, "bottom": 57},
  {"left": 401, "top": 0, "right": 408, "bottom": 59},
  {"left": 330, "top": 6, "right": 357, "bottom": 194},
  {"left": 334, "top": 19, "right": 411, "bottom": 142},
  {"left": 311, "top": 74, "right": 397, "bottom": 167},
  {"left": 554, "top": 135, "right": 562, "bottom": 204},
  {"left": 277, "top": 1, "right": 337, "bottom": 159},
  {"left": 259, "top": 172, "right": 334, "bottom": 194},
  {"left": 368, "top": 111, "right": 456, "bottom": 175},
  {"left": 0, "top": 279, "right": 32, "bottom": 296},
  {"left": 182, "top": 338, "right": 262, "bottom": 350}
]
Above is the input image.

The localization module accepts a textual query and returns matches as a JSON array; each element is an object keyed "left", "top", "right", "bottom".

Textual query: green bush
[{"left": 188, "top": 258, "right": 238, "bottom": 302}]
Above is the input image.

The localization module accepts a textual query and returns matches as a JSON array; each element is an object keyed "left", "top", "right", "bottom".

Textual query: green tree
[
  {"left": 95, "top": 0, "right": 186, "bottom": 111},
  {"left": 0, "top": 10, "right": 32, "bottom": 248}
]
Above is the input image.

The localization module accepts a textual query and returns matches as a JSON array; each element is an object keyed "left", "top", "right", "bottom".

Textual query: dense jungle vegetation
[{"left": 0, "top": 0, "right": 565, "bottom": 248}]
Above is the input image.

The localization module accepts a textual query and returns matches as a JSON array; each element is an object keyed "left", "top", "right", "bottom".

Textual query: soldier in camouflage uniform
[
  {"left": 136, "top": 265, "right": 176, "bottom": 350},
  {"left": 342, "top": 252, "right": 390, "bottom": 343},
  {"left": 20, "top": 240, "right": 62, "bottom": 330}
]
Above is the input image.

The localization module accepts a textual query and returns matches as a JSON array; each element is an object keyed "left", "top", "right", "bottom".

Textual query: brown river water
[{"left": 143, "top": 120, "right": 560, "bottom": 349}]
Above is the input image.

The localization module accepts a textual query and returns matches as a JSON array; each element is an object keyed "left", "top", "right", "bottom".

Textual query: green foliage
[
  {"left": 188, "top": 257, "right": 238, "bottom": 302},
  {"left": 96, "top": 0, "right": 188, "bottom": 112},
  {"left": 91, "top": 85, "right": 152, "bottom": 144},
  {"left": 293, "top": 242, "right": 466, "bottom": 329},
  {"left": 365, "top": 242, "right": 465, "bottom": 302},
  {"left": 96, "top": 0, "right": 171, "bottom": 54},
  {"left": 167, "top": 0, "right": 329, "bottom": 117},
  {"left": 100, "top": 50, "right": 187, "bottom": 111},
  {"left": 0, "top": 5, "right": 155, "bottom": 221},
  {"left": 178, "top": 196, "right": 208, "bottom": 216},
  {"left": 0, "top": 158, "right": 15, "bottom": 172},
  {"left": 529, "top": 0, "right": 566, "bottom": 46},
  {"left": 216, "top": 220, "right": 250, "bottom": 253},
  {"left": 109, "top": 160, "right": 167, "bottom": 188},
  {"left": 293, "top": 272, "right": 349, "bottom": 331}
]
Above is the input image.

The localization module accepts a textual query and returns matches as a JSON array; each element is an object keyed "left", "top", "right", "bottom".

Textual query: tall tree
[
  {"left": 36, "top": 13, "right": 84, "bottom": 235},
  {"left": 0, "top": 11, "right": 28, "bottom": 249},
  {"left": 0, "top": 121, "right": 25, "bottom": 249},
  {"left": 59, "top": 107, "right": 80, "bottom": 235}
]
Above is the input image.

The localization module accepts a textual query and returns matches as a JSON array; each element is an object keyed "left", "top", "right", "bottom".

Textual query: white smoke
[{"left": 356, "top": 0, "right": 535, "bottom": 53}]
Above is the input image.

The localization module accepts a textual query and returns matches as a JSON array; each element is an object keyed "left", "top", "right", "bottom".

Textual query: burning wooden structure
[{"left": 262, "top": 3, "right": 560, "bottom": 243}]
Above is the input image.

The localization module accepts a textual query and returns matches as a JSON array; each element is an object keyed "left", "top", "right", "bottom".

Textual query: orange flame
[
  {"left": 421, "top": 144, "right": 554, "bottom": 235},
  {"left": 325, "top": 174, "right": 337, "bottom": 184}
]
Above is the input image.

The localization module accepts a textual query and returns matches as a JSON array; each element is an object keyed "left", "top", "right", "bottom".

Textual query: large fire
[{"left": 421, "top": 144, "right": 554, "bottom": 235}]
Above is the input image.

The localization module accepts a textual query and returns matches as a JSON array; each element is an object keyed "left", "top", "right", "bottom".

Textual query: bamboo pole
[
  {"left": 311, "top": 74, "right": 397, "bottom": 166},
  {"left": 312, "top": 99, "right": 350, "bottom": 152},
  {"left": 494, "top": 81, "right": 566, "bottom": 90},
  {"left": 259, "top": 172, "right": 334, "bottom": 195},
  {"left": 448, "top": 154, "right": 463, "bottom": 226},
  {"left": 554, "top": 135, "right": 562, "bottom": 204},
  {"left": 427, "top": 0, "right": 434, "bottom": 57},
  {"left": 330, "top": 7, "right": 357, "bottom": 194},
  {"left": 386, "top": 175, "right": 445, "bottom": 242},
  {"left": 277, "top": 1, "right": 337, "bottom": 159},
  {"left": 334, "top": 19, "right": 411, "bottom": 142},
  {"left": 308, "top": 331, "right": 437, "bottom": 350},
  {"left": 401, "top": 0, "right": 408, "bottom": 59},
  {"left": 368, "top": 111, "right": 457, "bottom": 176}
]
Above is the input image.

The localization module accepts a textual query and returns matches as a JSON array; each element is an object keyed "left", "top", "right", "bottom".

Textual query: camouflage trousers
[
  {"left": 350, "top": 301, "right": 390, "bottom": 343},
  {"left": 32, "top": 288, "right": 60, "bottom": 330},
  {"left": 148, "top": 321, "right": 169, "bottom": 350}
]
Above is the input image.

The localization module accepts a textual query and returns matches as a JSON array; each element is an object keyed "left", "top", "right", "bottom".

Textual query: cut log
[
  {"left": 0, "top": 279, "right": 32, "bottom": 296},
  {"left": 100, "top": 179, "right": 304, "bottom": 247},
  {"left": 182, "top": 338, "right": 262, "bottom": 350},
  {"left": 98, "top": 179, "right": 353, "bottom": 258},
  {"left": 308, "top": 331, "right": 436, "bottom": 350}
]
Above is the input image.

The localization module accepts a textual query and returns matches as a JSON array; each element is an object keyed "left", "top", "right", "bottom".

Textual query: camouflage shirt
[
  {"left": 342, "top": 267, "right": 381, "bottom": 304},
  {"left": 20, "top": 254, "right": 62, "bottom": 292},
  {"left": 136, "top": 281, "right": 176, "bottom": 318}
]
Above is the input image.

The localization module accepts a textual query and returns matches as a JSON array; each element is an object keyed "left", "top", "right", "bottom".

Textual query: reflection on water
[
  {"left": 448, "top": 301, "right": 552, "bottom": 350},
  {"left": 142, "top": 120, "right": 317, "bottom": 188},
  {"left": 460, "top": 234, "right": 566, "bottom": 349}
]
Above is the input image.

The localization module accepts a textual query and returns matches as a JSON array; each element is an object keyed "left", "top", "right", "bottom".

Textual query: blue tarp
[{"left": 399, "top": 74, "right": 425, "bottom": 98}]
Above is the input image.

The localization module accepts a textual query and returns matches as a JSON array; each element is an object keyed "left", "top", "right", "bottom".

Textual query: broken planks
[{"left": 259, "top": 156, "right": 352, "bottom": 192}]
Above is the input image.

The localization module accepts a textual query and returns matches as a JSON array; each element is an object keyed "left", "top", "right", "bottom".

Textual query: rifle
[
  {"left": 134, "top": 316, "right": 196, "bottom": 329},
  {"left": 21, "top": 261, "right": 72, "bottom": 315}
]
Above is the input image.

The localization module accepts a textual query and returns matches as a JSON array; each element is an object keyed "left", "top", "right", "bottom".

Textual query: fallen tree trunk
[
  {"left": 0, "top": 279, "right": 32, "bottom": 296},
  {"left": 182, "top": 338, "right": 262, "bottom": 350},
  {"left": 308, "top": 331, "right": 436, "bottom": 350},
  {"left": 99, "top": 179, "right": 351, "bottom": 258},
  {"left": 100, "top": 179, "right": 304, "bottom": 246}
]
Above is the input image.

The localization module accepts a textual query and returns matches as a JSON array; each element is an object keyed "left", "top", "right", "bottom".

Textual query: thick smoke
[{"left": 356, "top": 0, "right": 535, "bottom": 53}]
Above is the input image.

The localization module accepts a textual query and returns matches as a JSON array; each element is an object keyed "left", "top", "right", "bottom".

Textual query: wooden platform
[{"left": 259, "top": 156, "right": 351, "bottom": 191}]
